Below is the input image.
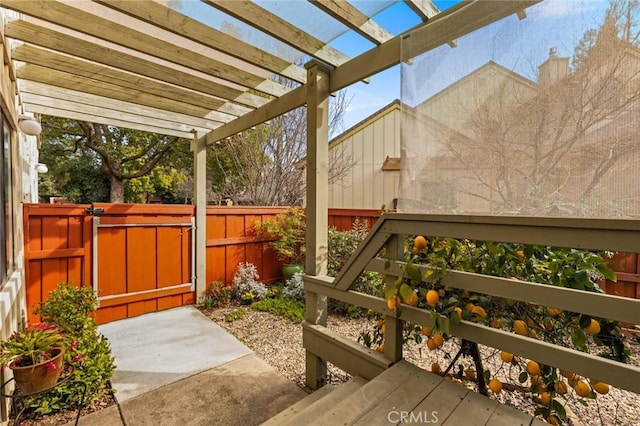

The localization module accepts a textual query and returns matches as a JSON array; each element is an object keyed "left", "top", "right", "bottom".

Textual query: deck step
[
  {"left": 261, "top": 376, "right": 367, "bottom": 426},
  {"left": 261, "top": 383, "right": 336, "bottom": 426},
  {"left": 306, "top": 361, "right": 420, "bottom": 426}
]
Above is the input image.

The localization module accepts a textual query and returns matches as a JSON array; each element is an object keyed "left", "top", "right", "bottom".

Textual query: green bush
[
  {"left": 328, "top": 220, "right": 384, "bottom": 317},
  {"left": 204, "top": 281, "right": 233, "bottom": 309},
  {"left": 32, "top": 283, "right": 115, "bottom": 414},
  {"left": 251, "top": 298, "right": 305, "bottom": 323}
]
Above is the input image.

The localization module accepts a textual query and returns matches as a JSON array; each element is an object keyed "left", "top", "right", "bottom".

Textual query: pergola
[{"left": 0, "top": 0, "right": 540, "bottom": 300}]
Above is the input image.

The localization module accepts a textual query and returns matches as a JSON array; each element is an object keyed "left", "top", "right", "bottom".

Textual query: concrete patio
[{"left": 70, "top": 306, "right": 307, "bottom": 425}]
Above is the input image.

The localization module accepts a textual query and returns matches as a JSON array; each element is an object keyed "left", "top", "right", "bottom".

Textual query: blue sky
[
  {"left": 331, "top": 0, "right": 610, "bottom": 131},
  {"left": 331, "top": 1, "right": 462, "bottom": 130}
]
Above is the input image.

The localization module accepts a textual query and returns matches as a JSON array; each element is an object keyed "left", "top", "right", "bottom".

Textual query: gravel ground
[{"left": 201, "top": 305, "right": 640, "bottom": 426}]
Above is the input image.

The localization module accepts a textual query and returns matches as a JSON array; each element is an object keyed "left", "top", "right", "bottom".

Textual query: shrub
[
  {"left": 254, "top": 207, "right": 306, "bottom": 264},
  {"left": 225, "top": 309, "right": 246, "bottom": 322},
  {"left": 251, "top": 298, "right": 305, "bottom": 323},
  {"left": 32, "top": 283, "right": 115, "bottom": 414},
  {"left": 204, "top": 281, "right": 233, "bottom": 309},
  {"left": 282, "top": 272, "right": 305, "bottom": 302},
  {"left": 233, "top": 262, "right": 267, "bottom": 301},
  {"left": 328, "top": 220, "right": 384, "bottom": 316}
]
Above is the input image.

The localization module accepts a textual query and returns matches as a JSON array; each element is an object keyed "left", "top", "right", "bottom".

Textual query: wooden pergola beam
[
  {"left": 95, "top": 0, "right": 307, "bottom": 84},
  {"left": 203, "top": 0, "right": 352, "bottom": 67},
  {"left": 5, "top": 19, "right": 265, "bottom": 113},
  {"left": 19, "top": 81, "right": 224, "bottom": 132},
  {"left": 1, "top": 0, "right": 289, "bottom": 97},
  {"left": 12, "top": 44, "right": 236, "bottom": 121},
  {"left": 203, "top": 0, "right": 542, "bottom": 145},
  {"left": 309, "top": 0, "right": 393, "bottom": 45},
  {"left": 403, "top": 0, "right": 440, "bottom": 20}
]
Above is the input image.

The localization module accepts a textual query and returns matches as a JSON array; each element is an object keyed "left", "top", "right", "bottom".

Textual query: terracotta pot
[{"left": 11, "top": 348, "right": 64, "bottom": 394}]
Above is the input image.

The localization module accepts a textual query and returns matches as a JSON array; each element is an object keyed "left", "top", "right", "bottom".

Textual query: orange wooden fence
[{"left": 23, "top": 204, "right": 380, "bottom": 324}]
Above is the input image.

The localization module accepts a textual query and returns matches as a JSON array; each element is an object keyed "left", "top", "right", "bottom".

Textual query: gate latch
[{"left": 85, "top": 207, "right": 105, "bottom": 215}]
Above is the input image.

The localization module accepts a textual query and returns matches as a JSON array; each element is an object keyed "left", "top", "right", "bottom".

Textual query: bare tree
[
  {"left": 414, "top": 0, "right": 640, "bottom": 217},
  {"left": 209, "top": 88, "right": 353, "bottom": 205}
]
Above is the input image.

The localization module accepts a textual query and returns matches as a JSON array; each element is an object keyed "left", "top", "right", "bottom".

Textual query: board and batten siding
[{"left": 329, "top": 101, "right": 401, "bottom": 210}]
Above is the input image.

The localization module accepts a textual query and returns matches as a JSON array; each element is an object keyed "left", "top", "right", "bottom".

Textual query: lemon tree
[{"left": 359, "top": 234, "right": 634, "bottom": 425}]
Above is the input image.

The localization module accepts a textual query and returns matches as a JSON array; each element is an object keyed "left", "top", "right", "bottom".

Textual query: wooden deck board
[
  {"left": 310, "top": 361, "right": 417, "bottom": 426},
  {"left": 351, "top": 364, "right": 443, "bottom": 425},
  {"left": 485, "top": 402, "right": 535, "bottom": 426},
  {"left": 411, "top": 378, "right": 470, "bottom": 425},
  {"left": 442, "top": 390, "right": 499, "bottom": 425}
]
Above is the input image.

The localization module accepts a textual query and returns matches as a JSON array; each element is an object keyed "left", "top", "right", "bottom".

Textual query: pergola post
[
  {"left": 192, "top": 133, "right": 207, "bottom": 303},
  {"left": 304, "top": 60, "right": 331, "bottom": 390}
]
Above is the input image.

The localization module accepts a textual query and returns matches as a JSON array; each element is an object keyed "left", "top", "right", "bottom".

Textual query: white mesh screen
[{"left": 399, "top": 0, "right": 640, "bottom": 218}]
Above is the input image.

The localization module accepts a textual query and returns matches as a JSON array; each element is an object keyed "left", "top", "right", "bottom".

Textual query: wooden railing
[{"left": 302, "top": 213, "right": 640, "bottom": 395}]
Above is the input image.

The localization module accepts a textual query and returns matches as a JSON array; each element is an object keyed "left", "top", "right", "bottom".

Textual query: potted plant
[
  {"left": 255, "top": 207, "right": 306, "bottom": 280},
  {"left": 0, "top": 323, "right": 68, "bottom": 394}
]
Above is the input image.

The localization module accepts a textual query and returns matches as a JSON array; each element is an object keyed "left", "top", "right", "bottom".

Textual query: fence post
[{"left": 384, "top": 234, "right": 403, "bottom": 363}]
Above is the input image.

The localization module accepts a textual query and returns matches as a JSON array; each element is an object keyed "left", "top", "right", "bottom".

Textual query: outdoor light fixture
[
  {"left": 18, "top": 115, "right": 42, "bottom": 136},
  {"left": 36, "top": 163, "right": 48, "bottom": 174}
]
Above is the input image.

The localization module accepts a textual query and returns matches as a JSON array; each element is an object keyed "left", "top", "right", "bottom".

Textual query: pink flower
[
  {"left": 73, "top": 354, "right": 85, "bottom": 362},
  {"left": 71, "top": 340, "right": 80, "bottom": 349},
  {"left": 46, "top": 362, "right": 57, "bottom": 371}
]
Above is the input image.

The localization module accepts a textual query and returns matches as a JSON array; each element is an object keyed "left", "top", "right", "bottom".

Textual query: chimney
[{"left": 538, "top": 47, "right": 570, "bottom": 86}]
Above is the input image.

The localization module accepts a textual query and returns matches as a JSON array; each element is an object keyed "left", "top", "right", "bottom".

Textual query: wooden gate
[
  {"left": 92, "top": 203, "right": 194, "bottom": 323},
  {"left": 23, "top": 203, "right": 194, "bottom": 324}
]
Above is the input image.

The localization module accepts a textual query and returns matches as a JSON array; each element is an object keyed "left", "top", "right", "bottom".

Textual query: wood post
[
  {"left": 304, "top": 60, "right": 331, "bottom": 390},
  {"left": 384, "top": 234, "right": 403, "bottom": 363},
  {"left": 193, "top": 132, "right": 207, "bottom": 303}
]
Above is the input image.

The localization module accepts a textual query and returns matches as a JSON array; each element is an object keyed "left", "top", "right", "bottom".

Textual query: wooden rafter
[
  {"left": 403, "top": 0, "right": 440, "bottom": 20},
  {"left": 1, "top": 0, "right": 289, "bottom": 97},
  {"left": 17, "top": 64, "right": 215, "bottom": 119},
  {"left": 4, "top": 19, "right": 265, "bottom": 112},
  {"left": 20, "top": 81, "right": 226, "bottom": 131},
  {"left": 308, "top": 0, "right": 393, "bottom": 45},
  {"left": 95, "top": 0, "right": 307, "bottom": 84},
  {"left": 203, "top": 0, "right": 351, "bottom": 67},
  {"left": 12, "top": 44, "right": 236, "bottom": 120}
]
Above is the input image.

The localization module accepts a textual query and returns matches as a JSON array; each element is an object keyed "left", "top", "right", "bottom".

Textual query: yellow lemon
[
  {"left": 526, "top": 361, "right": 541, "bottom": 376},
  {"left": 513, "top": 320, "right": 528, "bottom": 336},
  {"left": 554, "top": 381, "right": 568, "bottom": 395},
  {"left": 432, "top": 333, "right": 444, "bottom": 347},
  {"left": 431, "top": 362, "right": 441, "bottom": 374},
  {"left": 426, "top": 338, "right": 438, "bottom": 351},
  {"left": 584, "top": 319, "right": 601, "bottom": 335},
  {"left": 500, "top": 351, "right": 514, "bottom": 363},
  {"left": 574, "top": 380, "right": 591, "bottom": 397},
  {"left": 540, "top": 392, "right": 552, "bottom": 406},
  {"left": 414, "top": 235, "right": 427, "bottom": 251},
  {"left": 426, "top": 290, "right": 439, "bottom": 308},
  {"left": 592, "top": 382, "right": 610, "bottom": 395},
  {"left": 421, "top": 325, "right": 432, "bottom": 336},
  {"left": 471, "top": 306, "right": 487, "bottom": 320},
  {"left": 488, "top": 379, "right": 502, "bottom": 393}
]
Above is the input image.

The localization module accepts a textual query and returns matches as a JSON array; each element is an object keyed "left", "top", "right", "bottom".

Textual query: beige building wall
[
  {"left": 329, "top": 101, "right": 401, "bottom": 210},
  {"left": 0, "top": 9, "right": 36, "bottom": 423}
]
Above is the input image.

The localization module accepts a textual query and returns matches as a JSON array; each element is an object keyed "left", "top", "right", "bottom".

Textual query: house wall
[
  {"left": 329, "top": 103, "right": 401, "bottom": 210},
  {"left": 0, "top": 9, "right": 38, "bottom": 424}
]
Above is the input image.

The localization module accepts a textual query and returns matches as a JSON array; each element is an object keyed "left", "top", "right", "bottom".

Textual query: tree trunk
[{"left": 109, "top": 176, "right": 125, "bottom": 203}]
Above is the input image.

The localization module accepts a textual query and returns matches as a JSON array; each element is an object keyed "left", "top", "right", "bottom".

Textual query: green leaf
[
  {"left": 399, "top": 284, "right": 414, "bottom": 303},
  {"left": 533, "top": 407, "right": 547, "bottom": 417},
  {"left": 518, "top": 371, "right": 529, "bottom": 383},
  {"left": 571, "top": 329, "right": 587, "bottom": 350},
  {"left": 596, "top": 265, "right": 617, "bottom": 282},
  {"left": 406, "top": 262, "right": 422, "bottom": 282},
  {"left": 552, "top": 400, "right": 567, "bottom": 420},
  {"left": 385, "top": 286, "right": 397, "bottom": 301}
]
